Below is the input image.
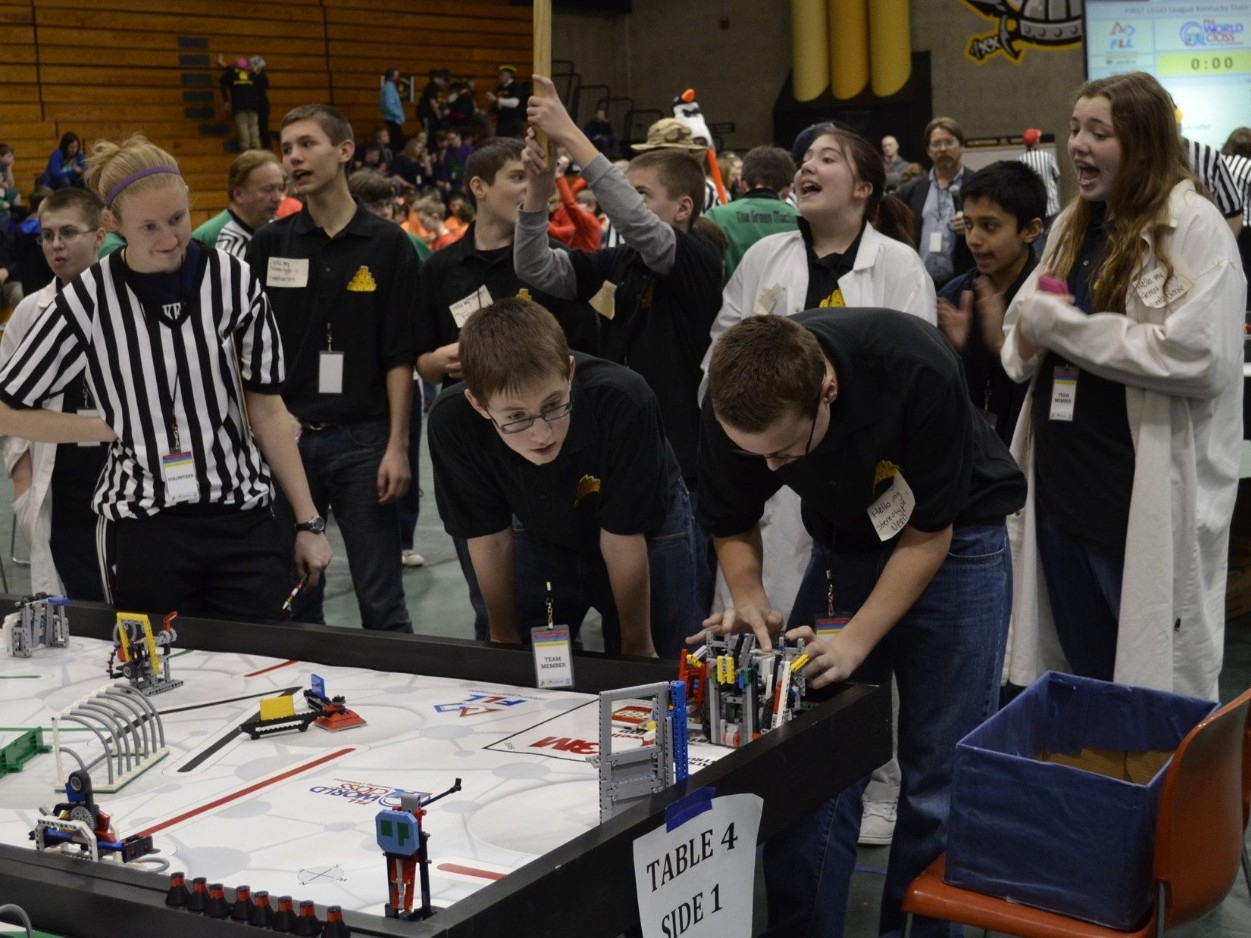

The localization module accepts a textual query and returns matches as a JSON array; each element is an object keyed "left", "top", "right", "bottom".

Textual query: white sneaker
[
  {"left": 401, "top": 550, "right": 426, "bottom": 567},
  {"left": 858, "top": 799, "right": 897, "bottom": 846}
]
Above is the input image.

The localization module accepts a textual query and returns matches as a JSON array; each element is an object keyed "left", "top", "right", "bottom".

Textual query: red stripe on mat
[{"left": 135, "top": 747, "right": 355, "bottom": 838}]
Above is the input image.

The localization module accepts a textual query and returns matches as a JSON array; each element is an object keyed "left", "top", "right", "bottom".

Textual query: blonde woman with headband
[{"left": 0, "top": 135, "right": 330, "bottom": 620}]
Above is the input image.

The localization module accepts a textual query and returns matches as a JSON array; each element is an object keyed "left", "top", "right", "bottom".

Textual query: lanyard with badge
[
  {"left": 532, "top": 580, "right": 574, "bottom": 689},
  {"left": 156, "top": 370, "right": 198, "bottom": 504},
  {"left": 132, "top": 251, "right": 201, "bottom": 504},
  {"left": 813, "top": 568, "right": 849, "bottom": 639}
]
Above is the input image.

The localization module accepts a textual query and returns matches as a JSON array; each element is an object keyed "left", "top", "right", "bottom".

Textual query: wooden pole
[{"left": 533, "top": 0, "right": 552, "bottom": 156}]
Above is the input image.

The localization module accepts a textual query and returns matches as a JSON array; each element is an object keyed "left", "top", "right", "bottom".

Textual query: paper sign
[
  {"left": 867, "top": 471, "right": 915, "bottom": 542},
  {"left": 632, "top": 791, "right": 762, "bottom": 938},
  {"left": 531, "top": 625, "right": 574, "bottom": 689}
]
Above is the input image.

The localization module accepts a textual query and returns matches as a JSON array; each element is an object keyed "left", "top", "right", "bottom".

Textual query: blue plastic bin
[{"left": 944, "top": 671, "right": 1218, "bottom": 929}]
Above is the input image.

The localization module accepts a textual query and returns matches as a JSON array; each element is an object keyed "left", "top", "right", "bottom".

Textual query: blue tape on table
[{"left": 665, "top": 785, "right": 715, "bottom": 832}]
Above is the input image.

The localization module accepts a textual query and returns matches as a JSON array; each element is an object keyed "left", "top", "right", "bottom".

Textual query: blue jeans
[
  {"left": 297, "top": 418, "right": 412, "bottom": 632},
  {"left": 512, "top": 481, "right": 699, "bottom": 659},
  {"left": 1035, "top": 512, "right": 1123, "bottom": 681},
  {"left": 764, "top": 523, "right": 1011, "bottom": 938}
]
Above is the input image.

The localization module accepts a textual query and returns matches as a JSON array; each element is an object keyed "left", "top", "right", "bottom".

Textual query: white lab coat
[
  {"left": 1002, "top": 181, "right": 1245, "bottom": 700},
  {"left": 1, "top": 281, "right": 65, "bottom": 596},
  {"left": 703, "top": 224, "right": 937, "bottom": 616}
]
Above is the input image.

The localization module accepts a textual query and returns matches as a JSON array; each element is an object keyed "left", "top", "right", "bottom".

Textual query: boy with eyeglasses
[
  {"left": 427, "top": 296, "right": 698, "bottom": 658},
  {"left": 1, "top": 188, "right": 108, "bottom": 599}
]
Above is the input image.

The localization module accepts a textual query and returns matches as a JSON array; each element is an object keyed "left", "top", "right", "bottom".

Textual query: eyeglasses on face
[
  {"left": 38, "top": 227, "right": 100, "bottom": 246},
  {"left": 492, "top": 397, "right": 575, "bottom": 434},
  {"left": 928, "top": 137, "right": 960, "bottom": 151}
]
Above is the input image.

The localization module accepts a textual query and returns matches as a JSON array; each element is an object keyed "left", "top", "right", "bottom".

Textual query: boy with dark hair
[
  {"left": 936, "top": 159, "right": 1045, "bottom": 445},
  {"left": 703, "top": 144, "right": 799, "bottom": 280},
  {"left": 699, "top": 309, "right": 1025, "bottom": 938},
  {"left": 415, "top": 137, "right": 598, "bottom": 639},
  {"left": 246, "top": 103, "right": 418, "bottom": 632},
  {"left": 428, "top": 297, "right": 697, "bottom": 658},
  {"left": 515, "top": 76, "right": 723, "bottom": 502}
]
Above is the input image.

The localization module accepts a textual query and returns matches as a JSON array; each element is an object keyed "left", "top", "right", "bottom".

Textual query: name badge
[
  {"left": 1050, "top": 365, "right": 1078, "bottom": 421},
  {"left": 266, "top": 257, "right": 309, "bottom": 289},
  {"left": 928, "top": 230, "right": 944, "bottom": 254},
  {"left": 867, "top": 471, "right": 915, "bottom": 542},
  {"left": 319, "top": 351, "right": 344, "bottom": 395},
  {"left": 161, "top": 451, "right": 199, "bottom": 503},
  {"left": 590, "top": 280, "right": 617, "bottom": 320},
  {"left": 532, "top": 625, "right": 574, "bottom": 689},
  {"left": 1133, "top": 267, "right": 1192, "bottom": 308},
  {"left": 77, "top": 408, "right": 103, "bottom": 447},
  {"left": 450, "top": 285, "right": 492, "bottom": 328},
  {"left": 813, "top": 616, "right": 849, "bottom": 640}
]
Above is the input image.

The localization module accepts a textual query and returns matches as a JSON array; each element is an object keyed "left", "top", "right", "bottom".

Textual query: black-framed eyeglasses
[
  {"left": 38, "top": 227, "right": 99, "bottom": 246},
  {"left": 731, "top": 392, "right": 821, "bottom": 464},
  {"left": 491, "top": 397, "right": 575, "bottom": 435}
]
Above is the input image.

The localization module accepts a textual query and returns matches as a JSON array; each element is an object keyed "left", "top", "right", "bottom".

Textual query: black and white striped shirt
[
  {"left": 1221, "top": 151, "right": 1251, "bottom": 224},
  {"left": 1183, "top": 137, "right": 1243, "bottom": 219},
  {"left": 0, "top": 243, "right": 285, "bottom": 520},
  {"left": 1018, "top": 147, "right": 1061, "bottom": 217}
]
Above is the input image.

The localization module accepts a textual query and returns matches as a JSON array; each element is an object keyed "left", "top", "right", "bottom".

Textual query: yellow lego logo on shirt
[
  {"left": 819, "top": 288, "right": 845, "bottom": 308},
  {"left": 574, "top": 474, "right": 601, "bottom": 508},
  {"left": 346, "top": 266, "right": 377, "bottom": 292}
]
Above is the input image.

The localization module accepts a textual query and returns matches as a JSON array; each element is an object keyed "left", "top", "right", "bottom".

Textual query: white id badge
[
  {"left": 319, "top": 351, "right": 344, "bottom": 394},
  {"left": 867, "top": 471, "right": 916, "bottom": 542},
  {"left": 76, "top": 409, "right": 102, "bottom": 447},
  {"left": 928, "top": 231, "right": 944, "bottom": 254},
  {"left": 1050, "top": 366, "right": 1078, "bottom": 421},
  {"left": 531, "top": 625, "right": 574, "bottom": 689},
  {"left": 266, "top": 257, "right": 309, "bottom": 289},
  {"left": 161, "top": 451, "right": 199, "bottom": 503}
]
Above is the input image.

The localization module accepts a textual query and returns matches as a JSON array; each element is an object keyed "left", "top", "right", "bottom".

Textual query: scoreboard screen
[{"left": 1085, "top": 1, "right": 1251, "bottom": 149}]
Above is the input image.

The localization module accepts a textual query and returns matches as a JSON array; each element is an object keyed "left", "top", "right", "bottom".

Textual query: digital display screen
[{"left": 1085, "top": 1, "right": 1251, "bottom": 149}]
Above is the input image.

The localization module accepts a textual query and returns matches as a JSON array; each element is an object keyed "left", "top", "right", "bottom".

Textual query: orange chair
[{"left": 901, "top": 686, "right": 1251, "bottom": 938}]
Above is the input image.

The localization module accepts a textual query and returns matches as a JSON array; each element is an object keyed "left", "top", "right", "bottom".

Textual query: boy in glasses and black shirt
[{"left": 428, "top": 297, "right": 698, "bottom": 659}]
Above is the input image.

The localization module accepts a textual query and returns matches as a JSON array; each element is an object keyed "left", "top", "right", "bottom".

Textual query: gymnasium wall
[
  {"left": 553, "top": 0, "right": 1086, "bottom": 197},
  {"left": 0, "top": 0, "right": 533, "bottom": 223}
]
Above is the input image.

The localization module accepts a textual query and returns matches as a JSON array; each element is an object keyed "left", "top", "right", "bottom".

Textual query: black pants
[{"left": 102, "top": 505, "right": 289, "bottom": 622}]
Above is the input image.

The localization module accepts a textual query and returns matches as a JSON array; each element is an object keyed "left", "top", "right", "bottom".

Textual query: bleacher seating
[{"left": 0, "top": 0, "right": 533, "bottom": 225}]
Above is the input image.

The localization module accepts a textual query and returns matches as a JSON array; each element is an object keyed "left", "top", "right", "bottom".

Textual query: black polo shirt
[
  {"left": 698, "top": 308, "right": 1026, "bottom": 552},
  {"left": 245, "top": 200, "right": 418, "bottom": 424},
  {"left": 429, "top": 353, "right": 682, "bottom": 554},
  {"left": 566, "top": 227, "right": 723, "bottom": 486},
  {"left": 415, "top": 223, "right": 599, "bottom": 374}
]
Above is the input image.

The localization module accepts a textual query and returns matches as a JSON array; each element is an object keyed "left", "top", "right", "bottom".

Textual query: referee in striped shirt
[
  {"left": 0, "top": 136, "right": 331, "bottom": 621},
  {"left": 1183, "top": 135, "right": 1244, "bottom": 235}
]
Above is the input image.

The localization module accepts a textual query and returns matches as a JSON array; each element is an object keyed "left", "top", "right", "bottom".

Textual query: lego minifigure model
[
  {"left": 4, "top": 593, "right": 69, "bottom": 657},
  {"left": 31, "top": 768, "right": 155, "bottom": 863},
  {"left": 376, "top": 779, "right": 463, "bottom": 920},
  {"left": 108, "top": 611, "right": 182, "bottom": 696}
]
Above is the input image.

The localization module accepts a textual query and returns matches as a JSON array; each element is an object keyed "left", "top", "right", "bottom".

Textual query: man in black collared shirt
[
  {"left": 699, "top": 310, "right": 1025, "bottom": 938},
  {"left": 429, "top": 298, "right": 697, "bottom": 658},
  {"left": 247, "top": 104, "right": 417, "bottom": 632}
]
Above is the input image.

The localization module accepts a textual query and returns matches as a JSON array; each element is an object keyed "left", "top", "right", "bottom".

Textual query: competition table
[{"left": 0, "top": 601, "right": 890, "bottom": 937}]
